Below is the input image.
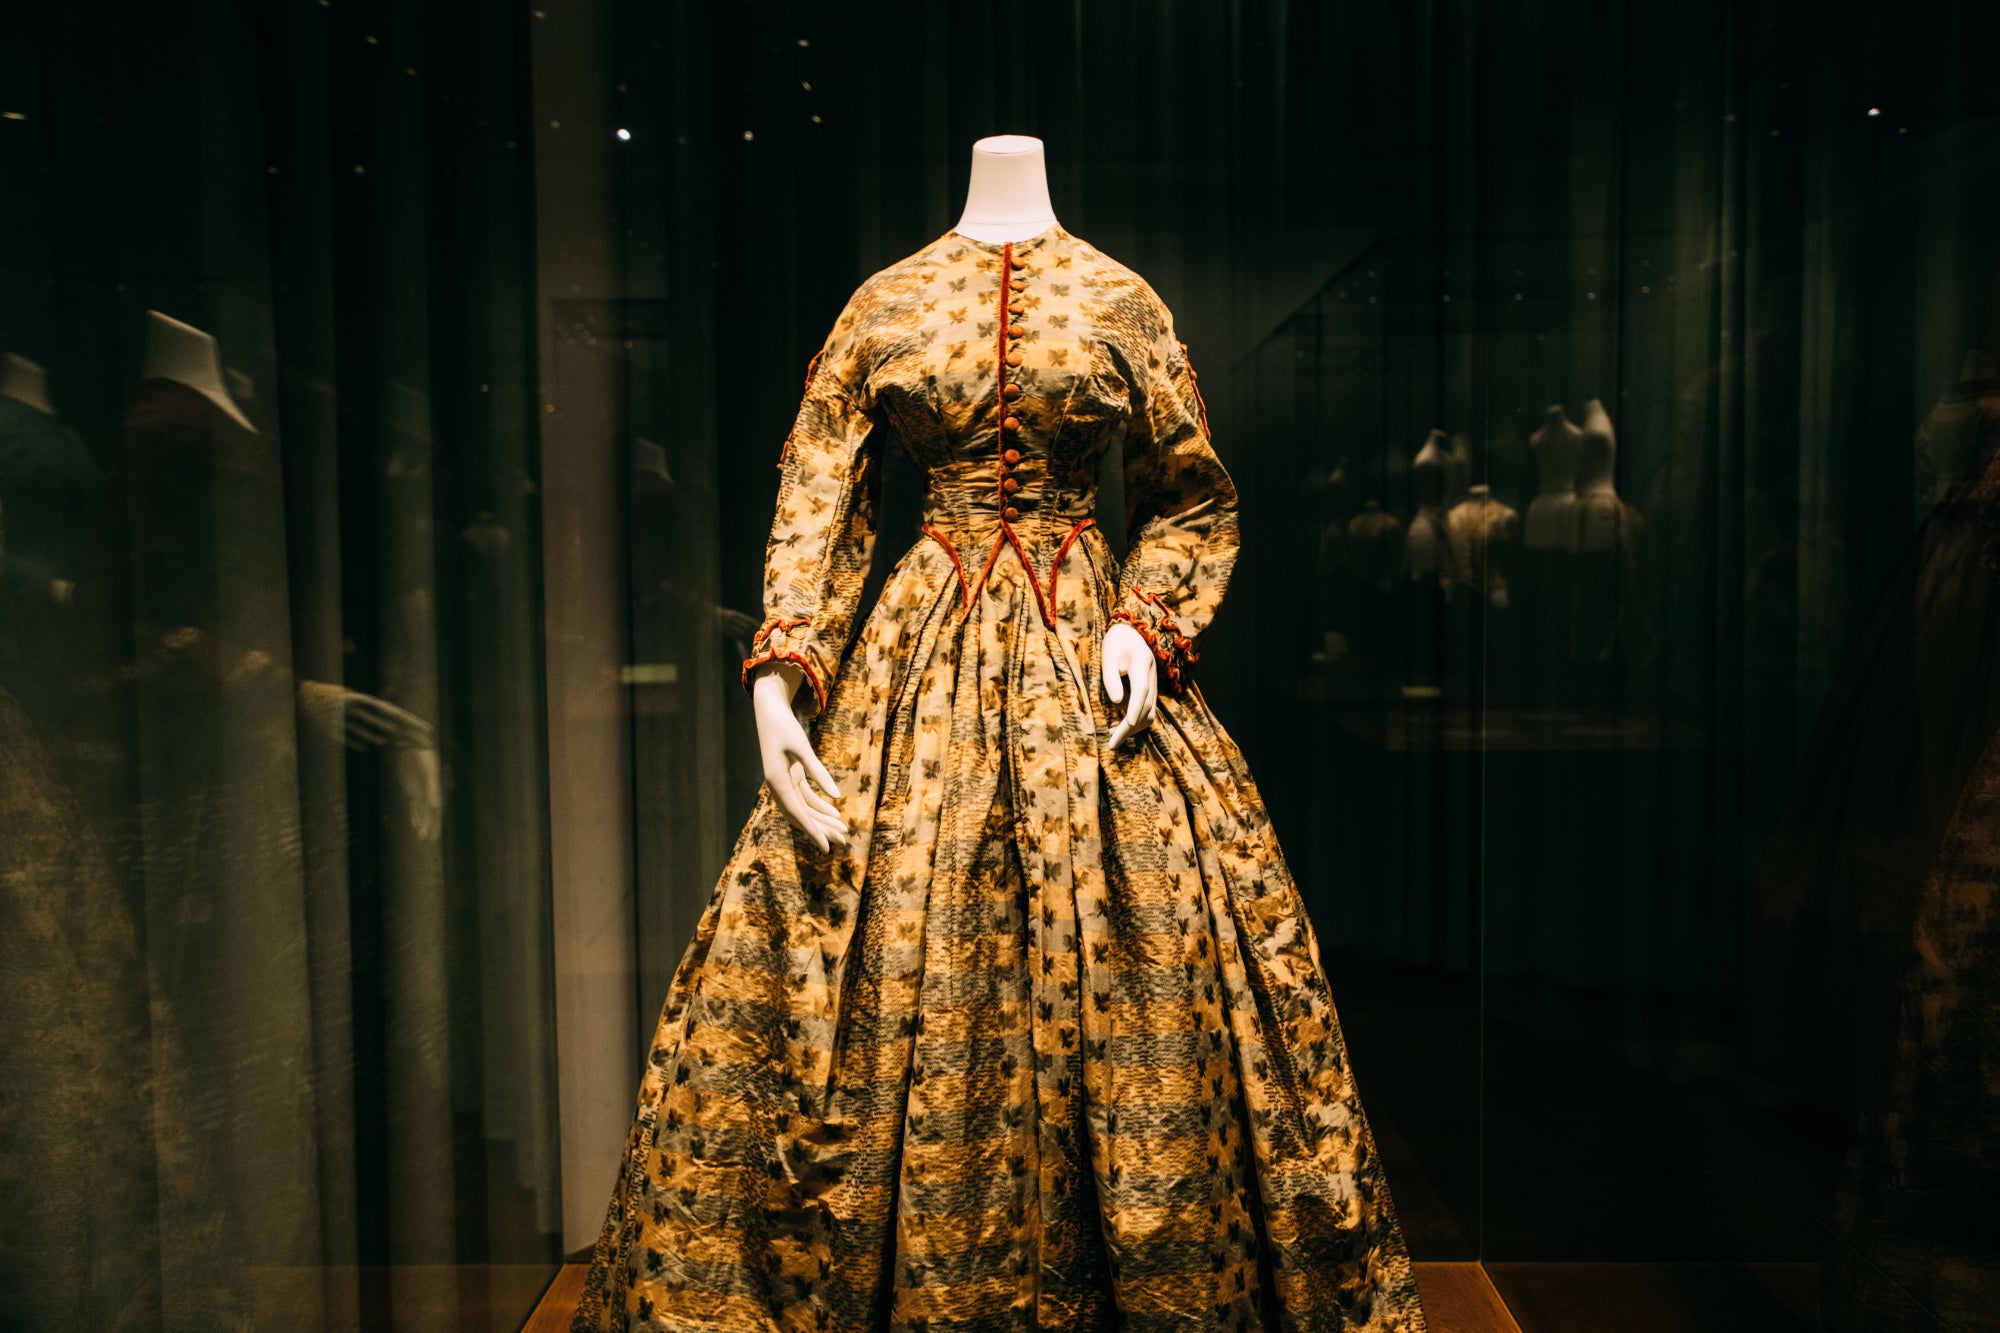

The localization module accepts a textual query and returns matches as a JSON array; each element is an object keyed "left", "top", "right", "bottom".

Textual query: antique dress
[{"left": 573, "top": 223, "right": 1426, "bottom": 1332}]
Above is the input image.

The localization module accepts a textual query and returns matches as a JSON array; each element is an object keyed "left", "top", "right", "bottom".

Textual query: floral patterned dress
[{"left": 573, "top": 223, "right": 1427, "bottom": 1333}]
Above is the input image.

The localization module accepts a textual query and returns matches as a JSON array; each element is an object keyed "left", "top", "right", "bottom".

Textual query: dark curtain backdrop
[
  {"left": 0, "top": 1, "right": 562, "bottom": 1329},
  {"left": 1225, "top": 0, "right": 2000, "bottom": 1322}
]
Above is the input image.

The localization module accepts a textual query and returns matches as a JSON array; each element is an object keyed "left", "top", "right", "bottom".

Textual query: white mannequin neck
[
  {"left": 953, "top": 135, "right": 1059, "bottom": 244},
  {"left": 141, "top": 309, "right": 255, "bottom": 432},
  {"left": 0, "top": 353, "right": 53, "bottom": 414}
]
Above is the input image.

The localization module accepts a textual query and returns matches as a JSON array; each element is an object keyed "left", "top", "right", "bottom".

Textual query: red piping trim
[
  {"left": 1003, "top": 525, "right": 1055, "bottom": 627},
  {"left": 740, "top": 649, "right": 827, "bottom": 714},
  {"left": 1045, "top": 517, "right": 1097, "bottom": 617},
  {"left": 972, "top": 529, "right": 1006, "bottom": 605},
  {"left": 923, "top": 523, "right": 972, "bottom": 612},
  {"left": 755, "top": 613, "right": 812, "bottom": 638}
]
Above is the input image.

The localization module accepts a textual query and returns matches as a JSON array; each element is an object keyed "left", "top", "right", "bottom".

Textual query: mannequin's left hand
[{"left": 1102, "top": 621, "right": 1159, "bottom": 749}]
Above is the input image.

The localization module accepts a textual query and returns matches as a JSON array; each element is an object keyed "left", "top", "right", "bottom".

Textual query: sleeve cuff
[
  {"left": 1110, "top": 589, "right": 1201, "bottom": 695},
  {"left": 740, "top": 615, "right": 831, "bottom": 714}
]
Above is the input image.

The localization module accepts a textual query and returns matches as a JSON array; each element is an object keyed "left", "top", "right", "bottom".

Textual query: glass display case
[{"left": 2, "top": 1, "right": 1995, "bottom": 1330}]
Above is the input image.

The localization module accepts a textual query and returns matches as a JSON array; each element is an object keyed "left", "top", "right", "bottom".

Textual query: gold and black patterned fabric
[{"left": 574, "top": 224, "right": 1427, "bottom": 1332}]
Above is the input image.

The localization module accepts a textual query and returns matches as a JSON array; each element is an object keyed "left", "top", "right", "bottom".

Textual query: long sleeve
[
  {"left": 739, "top": 289, "right": 882, "bottom": 715},
  {"left": 1111, "top": 292, "right": 1240, "bottom": 695}
]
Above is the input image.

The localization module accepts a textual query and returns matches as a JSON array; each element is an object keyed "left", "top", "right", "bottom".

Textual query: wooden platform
[{"left": 525, "top": 1261, "right": 1522, "bottom": 1332}]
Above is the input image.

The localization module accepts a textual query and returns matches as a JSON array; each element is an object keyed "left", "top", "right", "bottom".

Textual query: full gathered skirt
[{"left": 573, "top": 525, "right": 1425, "bottom": 1332}]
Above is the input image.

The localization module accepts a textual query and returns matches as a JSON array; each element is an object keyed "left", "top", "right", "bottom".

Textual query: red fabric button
[
  {"left": 1007, "top": 324, "right": 1026, "bottom": 338},
  {"left": 1006, "top": 351, "right": 1024, "bottom": 367},
  {"left": 1003, "top": 506, "right": 1020, "bottom": 521},
  {"left": 1002, "top": 384, "right": 1022, "bottom": 400},
  {"left": 1003, "top": 417, "right": 1021, "bottom": 432},
  {"left": 1009, "top": 279, "right": 1026, "bottom": 291},
  {"left": 1003, "top": 477, "right": 1020, "bottom": 494},
  {"left": 1003, "top": 448, "right": 1022, "bottom": 462}
]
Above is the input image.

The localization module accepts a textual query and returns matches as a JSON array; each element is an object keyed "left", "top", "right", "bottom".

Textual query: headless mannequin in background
[
  {"left": 1569, "top": 397, "right": 1648, "bottom": 687},
  {"left": 1574, "top": 398, "right": 1632, "bottom": 553},
  {"left": 1404, "top": 429, "right": 1451, "bottom": 586},
  {"left": 132, "top": 310, "right": 441, "bottom": 817},
  {"left": 0, "top": 354, "right": 54, "bottom": 415},
  {"left": 140, "top": 310, "right": 256, "bottom": 432},
  {"left": 751, "top": 135, "right": 1158, "bottom": 848},
  {"left": 1524, "top": 404, "right": 1582, "bottom": 551},
  {"left": 1447, "top": 483, "right": 1520, "bottom": 608},
  {"left": 0, "top": 354, "right": 97, "bottom": 610}
]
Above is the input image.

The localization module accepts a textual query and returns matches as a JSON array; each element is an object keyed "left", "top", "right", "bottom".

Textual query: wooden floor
[{"left": 524, "top": 1261, "right": 1521, "bottom": 1332}]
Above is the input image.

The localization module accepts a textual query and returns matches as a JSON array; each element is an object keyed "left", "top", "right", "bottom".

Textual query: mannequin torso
[
  {"left": 1524, "top": 404, "right": 1582, "bottom": 551},
  {"left": 1405, "top": 429, "right": 1451, "bottom": 582},
  {"left": 0, "top": 354, "right": 54, "bottom": 415},
  {"left": 1575, "top": 397, "right": 1631, "bottom": 553}
]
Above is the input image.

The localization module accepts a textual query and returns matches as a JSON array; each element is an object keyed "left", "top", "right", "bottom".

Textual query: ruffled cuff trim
[
  {"left": 741, "top": 615, "right": 829, "bottom": 714},
  {"left": 1110, "top": 590, "right": 1200, "bottom": 695}
]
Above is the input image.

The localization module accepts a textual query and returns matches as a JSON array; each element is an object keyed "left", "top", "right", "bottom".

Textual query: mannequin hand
[
  {"left": 751, "top": 661, "right": 849, "bottom": 851},
  {"left": 341, "top": 691, "right": 437, "bottom": 751},
  {"left": 395, "top": 746, "right": 444, "bottom": 843},
  {"left": 1101, "top": 622, "right": 1159, "bottom": 750}
]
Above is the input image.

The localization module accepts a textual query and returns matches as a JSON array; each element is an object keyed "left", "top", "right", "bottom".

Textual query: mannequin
[
  {"left": 1575, "top": 397, "right": 1631, "bottom": 552},
  {"left": 1404, "top": 429, "right": 1451, "bottom": 585},
  {"left": 0, "top": 354, "right": 54, "bottom": 414},
  {"left": 751, "top": 135, "right": 1156, "bottom": 848},
  {"left": 1569, "top": 397, "right": 1647, "bottom": 688},
  {"left": 1348, "top": 498, "right": 1404, "bottom": 591},
  {"left": 1447, "top": 482, "right": 1520, "bottom": 608},
  {"left": 140, "top": 310, "right": 255, "bottom": 432},
  {"left": 1524, "top": 404, "right": 1582, "bottom": 550},
  {"left": 0, "top": 353, "right": 95, "bottom": 611}
]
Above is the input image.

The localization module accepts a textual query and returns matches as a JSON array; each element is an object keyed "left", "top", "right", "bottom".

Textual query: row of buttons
[{"left": 997, "top": 242, "right": 1028, "bottom": 521}]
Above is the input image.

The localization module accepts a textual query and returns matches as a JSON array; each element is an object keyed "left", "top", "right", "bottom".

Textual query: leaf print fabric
[{"left": 574, "top": 223, "right": 1427, "bottom": 1333}]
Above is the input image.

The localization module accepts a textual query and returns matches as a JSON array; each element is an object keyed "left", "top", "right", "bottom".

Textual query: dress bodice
[
  {"left": 748, "top": 224, "right": 1236, "bottom": 710},
  {"left": 815, "top": 225, "right": 1203, "bottom": 533}
]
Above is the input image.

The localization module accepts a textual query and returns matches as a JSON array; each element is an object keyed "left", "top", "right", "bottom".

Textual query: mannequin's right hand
[{"left": 751, "top": 661, "right": 849, "bottom": 851}]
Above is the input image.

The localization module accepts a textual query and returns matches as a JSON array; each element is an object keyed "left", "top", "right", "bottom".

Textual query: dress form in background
[
  {"left": 1524, "top": 404, "right": 1582, "bottom": 551},
  {"left": 1349, "top": 499, "right": 1404, "bottom": 591},
  {"left": 1575, "top": 397, "right": 1629, "bottom": 553},
  {"left": 1521, "top": 404, "right": 1582, "bottom": 708},
  {"left": 0, "top": 354, "right": 54, "bottom": 414},
  {"left": 0, "top": 352, "right": 98, "bottom": 616},
  {"left": 1405, "top": 429, "right": 1451, "bottom": 584},
  {"left": 1570, "top": 397, "right": 1647, "bottom": 696},
  {"left": 1448, "top": 483, "right": 1521, "bottom": 609},
  {"left": 139, "top": 310, "right": 255, "bottom": 432},
  {"left": 1401, "top": 431, "right": 1451, "bottom": 693}
]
